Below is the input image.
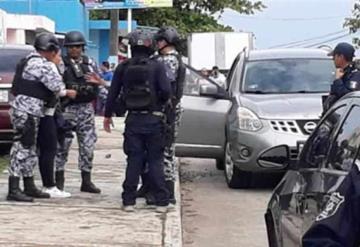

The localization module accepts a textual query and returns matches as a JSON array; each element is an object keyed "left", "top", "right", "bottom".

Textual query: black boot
[
  {"left": 23, "top": 177, "right": 50, "bottom": 198},
  {"left": 81, "top": 171, "right": 101, "bottom": 194},
  {"left": 166, "top": 181, "right": 176, "bottom": 205},
  {"left": 7, "top": 176, "right": 33, "bottom": 202},
  {"left": 55, "top": 170, "right": 65, "bottom": 191}
]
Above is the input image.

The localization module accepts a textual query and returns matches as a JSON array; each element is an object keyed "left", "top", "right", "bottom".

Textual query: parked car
[
  {"left": 264, "top": 91, "right": 360, "bottom": 247},
  {"left": 176, "top": 48, "right": 335, "bottom": 188},
  {"left": 0, "top": 44, "right": 33, "bottom": 147}
]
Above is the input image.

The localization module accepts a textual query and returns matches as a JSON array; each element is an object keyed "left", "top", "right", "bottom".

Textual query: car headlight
[{"left": 237, "top": 107, "right": 263, "bottom": 131}]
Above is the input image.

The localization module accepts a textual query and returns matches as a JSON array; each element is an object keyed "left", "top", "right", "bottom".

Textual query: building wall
[{"left": 0, "top": 0, "right": 86, "bottom": 34}]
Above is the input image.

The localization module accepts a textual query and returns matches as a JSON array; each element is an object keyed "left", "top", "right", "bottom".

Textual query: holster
[{"left": 20, "top": 116, "right": 36, "bottom": 149}]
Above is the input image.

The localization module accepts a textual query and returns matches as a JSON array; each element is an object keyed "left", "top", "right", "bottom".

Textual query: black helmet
[
  {"left": 64, "top": 31, "right": 86, "bottom": 46},
  {"left": 127, "top": 29, "right": 154, "bottom": 49},
  {"left": 34, "top": 32, "right": 60, "bottom": 52},
  {"left": 154, "top": 26, "right": 179, "bottom": 45}
]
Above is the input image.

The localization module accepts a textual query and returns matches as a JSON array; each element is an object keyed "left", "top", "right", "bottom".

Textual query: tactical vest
[
  {"left": 155, "top": 53, "right": 185, "bottom": 105},
  {"left": 11, "top": 55, "right": 56, "bottom": 106},
  {"left": 62, "top": 55, "right": 98, "bottom": 104},
  {"left": 122, "top": 58, "right": 157, "bottom": 111}
]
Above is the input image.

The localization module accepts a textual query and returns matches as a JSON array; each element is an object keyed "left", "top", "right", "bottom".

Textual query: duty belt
[{"left": 129, "top": 110, "right": 165, "bottom": 117}]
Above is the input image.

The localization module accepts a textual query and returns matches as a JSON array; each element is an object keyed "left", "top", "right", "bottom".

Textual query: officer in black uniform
[
  {"left": 323, "top": 42, "right": 360, "bottom": 112},
  {"left": 103, "top": 29, "right": 172, "bottom": 212}
]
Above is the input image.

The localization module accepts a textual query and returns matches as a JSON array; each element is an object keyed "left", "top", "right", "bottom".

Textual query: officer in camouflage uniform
[
  {"left": 153, "top": 26, "right": 185, "bottom": 204},
  {"left": 55, "top": 31, "right": 103, "bottom": 194},
  {"left": 7, "top": 33, "right": 68, "bottom": 202}
]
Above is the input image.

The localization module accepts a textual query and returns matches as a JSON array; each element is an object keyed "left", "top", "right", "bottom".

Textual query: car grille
[
  {"left": 269, "top": 120, "right": 301, "bottom": 134},
  {"left": 290, "top": 147, "right": 299, "bottom": 160},
  {"left": 269, "top": 119, "right": 319, "bottom": 135},
  {"left": 296, "top": 120, "right": 319, "bottom": 135}
]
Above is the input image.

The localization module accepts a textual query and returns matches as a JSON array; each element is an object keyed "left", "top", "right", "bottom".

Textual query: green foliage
[
  {"left": 89, "top": 0, "right": 265, "bottom": 34},
  {"left": 344, "top": 1, "right": 360, "bottom": 46}
]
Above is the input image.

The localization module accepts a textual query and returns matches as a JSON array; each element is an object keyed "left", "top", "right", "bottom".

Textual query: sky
[{"left": 218, "top": 0, "right": 357, "bottom": 50}]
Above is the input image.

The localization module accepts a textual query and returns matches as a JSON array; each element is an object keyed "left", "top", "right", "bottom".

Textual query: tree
[
  {"left": 344, "top": 1, "right": 360, "bottom": 46},
  {"left": 90, "top": 0, "right": 265, "bottom": 34}
]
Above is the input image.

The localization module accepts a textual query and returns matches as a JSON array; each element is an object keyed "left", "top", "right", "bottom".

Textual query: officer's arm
[
  {"left": 156, "top": 63, "right": 172, "bottom": 102},
  {"left": 104, "top": 64, "right": 124, "bottom": 118},
  {"left": 40, "top": 62, "right": 67, "bottom": 96}
]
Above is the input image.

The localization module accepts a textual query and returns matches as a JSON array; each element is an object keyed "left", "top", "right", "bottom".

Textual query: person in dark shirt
[
  {"left": 323, "top": 42, "right": 360, "bottom": 112},
  {"left": 103, "top": 29, "right": 172, "bottom": 213}
]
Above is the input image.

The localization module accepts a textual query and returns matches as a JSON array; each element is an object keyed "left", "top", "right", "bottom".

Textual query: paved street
[
  {"left": 180, "top": 158, "right": 275, "bottom": 247},
  {"left": 0, "top": 118, "right": 182, "bottom": 247}
]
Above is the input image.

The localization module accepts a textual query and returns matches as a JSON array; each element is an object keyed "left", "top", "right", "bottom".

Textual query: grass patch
[{"left": 0, "top": 156, "right": 8, "bottom": 173}]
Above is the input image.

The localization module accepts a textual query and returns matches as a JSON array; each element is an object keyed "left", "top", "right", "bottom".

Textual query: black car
[{"left": 264, "top": 91, "right": 360, "bottom": 247}]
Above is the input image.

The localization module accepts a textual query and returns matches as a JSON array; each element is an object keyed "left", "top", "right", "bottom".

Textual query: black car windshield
[
  {"left": 242, "top": 59, "right": 335, "bottom": 94},
  {"left": 0, "top": 49, "right": 32, "bottom": 73}
]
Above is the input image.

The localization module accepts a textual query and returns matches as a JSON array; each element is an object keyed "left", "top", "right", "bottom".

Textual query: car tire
[
  {"left": 224, "top": 142, "right": 252, "bottom": 189},
  {"left": 216, "top": 158, "right": 225, "bottom": 170}
]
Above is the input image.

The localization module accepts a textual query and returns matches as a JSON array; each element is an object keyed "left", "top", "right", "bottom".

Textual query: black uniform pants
[
  {"left": 122, "top": 114, "right": 169, "bottom": 206},
  {"left": 38, "top": 115, "right": 57, "bottom": 188}
]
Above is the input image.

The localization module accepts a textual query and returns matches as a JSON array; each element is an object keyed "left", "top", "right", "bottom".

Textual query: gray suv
[{"left": 175, "top": 48, "right": 335, "bottom": 188}]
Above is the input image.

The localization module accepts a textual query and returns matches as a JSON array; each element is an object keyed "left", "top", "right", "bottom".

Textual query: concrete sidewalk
[{"left": 0, "top": 118, "right": 182, "bottom": 247}]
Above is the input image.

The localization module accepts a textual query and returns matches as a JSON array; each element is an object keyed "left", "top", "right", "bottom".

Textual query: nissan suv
[{"left": 176, "top": 48, "right": 335, "bottom": 188}]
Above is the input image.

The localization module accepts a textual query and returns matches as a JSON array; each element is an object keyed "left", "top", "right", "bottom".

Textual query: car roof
[
  {"left": 0, "top": 44, "right": 34, "bottom": 51},
  {"left": 248, "top": 48, "right": 330, "bottom": 61}
]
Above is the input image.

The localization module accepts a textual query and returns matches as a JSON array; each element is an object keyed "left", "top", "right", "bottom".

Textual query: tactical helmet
[
  {"left": 154, "top": 26, "right": 180, "bottom": 45},
  {"left": 34, "top": 32, "right": 60, "bottom": 52},
  {"left": 64, "top": 31, "right": 86, "bottom": 46},
  {"left": 127, "top": 29, "right": 154, "bottom": 49}
]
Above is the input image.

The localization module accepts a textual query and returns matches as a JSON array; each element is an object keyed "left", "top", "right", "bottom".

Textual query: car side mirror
[
  {"left": 200, "top": 84, "right": 219, "bottom": 97},
  {"left": 257, "top": 145, "right": 290, "bottom": 169}
]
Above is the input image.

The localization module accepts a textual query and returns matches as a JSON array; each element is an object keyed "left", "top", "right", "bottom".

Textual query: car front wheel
[{"left": 224, "top": 142, "right": 252, "bottom": 189}]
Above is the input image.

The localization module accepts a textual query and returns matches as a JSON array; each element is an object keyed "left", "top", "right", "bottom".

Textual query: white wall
[{"left": 0, "top": 8, "right": 55, "bottom": 44}]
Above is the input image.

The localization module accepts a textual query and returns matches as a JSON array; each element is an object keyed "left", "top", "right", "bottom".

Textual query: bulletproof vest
[
  {"left": 175, "top": 54, "right": 186, "bottom": 103},
  {"left": 122, "top": 57, "right": 156, "bottom": 111},
  {"left": 331, "top": 65, "right": 360, "bottom": 98},
  {"left": 62, "top": 55, "right": 98, "bottom": 104},
  {"left": 156, "top": 53, "right": 185, "bottom": 104},
  {"left": 11, "top": 55, "right": 56, "bottom": 107}
]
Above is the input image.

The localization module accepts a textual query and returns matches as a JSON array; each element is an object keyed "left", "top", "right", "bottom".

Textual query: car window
[
  {"left": 300, "top": 105, "right": 347, "bottom": 168},
  {"left": 0, "top": 49, "right": 31, "bottom": 73},
  {"left": 183, "top": 65, "right": 218, "bottom": 96},
  {"left": 326, "top": 106, "right": 360, "bottom": 171},
  {"left": 227, "top": 53, "right": 241, "bottom": 90},
  {"left": 242, "top": 59, "right": 335, "bottom": 94}
]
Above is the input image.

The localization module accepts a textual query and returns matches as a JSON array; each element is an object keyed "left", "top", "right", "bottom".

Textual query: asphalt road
[{"left": 180, "top": 158, "right": 279, "bottom": 247}]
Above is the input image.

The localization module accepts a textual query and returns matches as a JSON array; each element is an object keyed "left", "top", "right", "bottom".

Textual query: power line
[
  {"left": 304, "top": 33, "right": 351, "bottom": 48},
  {"left": 234, "top": 15, "right": 346, "bottom": 21},
  {"left": 268, "top": 30, "right": 348, "bottom": 49}
]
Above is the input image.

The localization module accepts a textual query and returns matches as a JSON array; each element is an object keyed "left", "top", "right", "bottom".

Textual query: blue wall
[
  {"left": 0, "top": 0, "right": 87, "bottom": 34},
  {"left": 0, "top": 0, "right": 137, "bottom": 63}
]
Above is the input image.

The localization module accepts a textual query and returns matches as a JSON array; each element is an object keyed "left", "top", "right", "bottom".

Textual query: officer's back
[{"left": 104, "top": 35, "right": 171, "bottom": 121}]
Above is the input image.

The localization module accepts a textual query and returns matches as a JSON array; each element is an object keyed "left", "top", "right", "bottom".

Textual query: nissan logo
[{"left": 304, "top": 121, "right": 317, "bottom": 134}]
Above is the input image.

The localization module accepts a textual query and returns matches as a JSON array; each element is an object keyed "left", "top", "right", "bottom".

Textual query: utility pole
[{"left": 109, "top": 9, "right": 119, "bottom": 61}]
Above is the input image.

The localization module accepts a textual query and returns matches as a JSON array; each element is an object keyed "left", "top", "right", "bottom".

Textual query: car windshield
[
  {"left": 242, "top": 59, "right": 335, "bottom": 94},
  {"left": 0, "top": 49, "right": 31, "bottom": 73}
]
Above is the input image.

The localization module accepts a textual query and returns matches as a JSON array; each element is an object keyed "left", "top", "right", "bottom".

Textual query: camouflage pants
[
  {"left": 55, "top": 103, "right": 97, "bottom": 172},
  {"left": 164, "top": 104, "right": 182, "bottom": 182},
  {"left": 8, "top": 108, "right": 40, "bottom": 177}
]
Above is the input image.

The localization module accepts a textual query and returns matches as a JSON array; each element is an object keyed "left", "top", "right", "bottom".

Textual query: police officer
[
  {"left": 323, "top": 42, "right": 360, "bottom": 112},
  {"left": 55, "top": 31, "right": 103, "bottom": 194},
  {"left": 152, "top": 26, "right": 185, "bottom": 205},
  {"left": 103, "top": 30, "right": 172, "bottom": 212},
  {"left": 8, "top": 32, "right": 72, "bottom": 202},
  {"left": 302, "top": 163, "right": 360, "bottom": 246}
]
